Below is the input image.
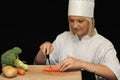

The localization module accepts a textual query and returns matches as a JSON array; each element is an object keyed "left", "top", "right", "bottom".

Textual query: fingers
[
  {"left": 59, "top": 56, "right": 81, "bottom": 72},
  {"left": 59, "top": 57, "right": 71, "bottom": 71},
  {"left": 40, "top": 41, "right": 54, "bottom": 55}
]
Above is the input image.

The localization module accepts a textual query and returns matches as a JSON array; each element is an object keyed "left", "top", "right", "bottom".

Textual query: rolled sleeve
[{"left": 101, "top": 47, "right": 120, "bottom": 80}]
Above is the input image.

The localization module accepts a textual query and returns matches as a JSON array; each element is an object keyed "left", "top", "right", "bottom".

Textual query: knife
[{"left": 45, "top": 48, "right": 52, "bottom": 68}]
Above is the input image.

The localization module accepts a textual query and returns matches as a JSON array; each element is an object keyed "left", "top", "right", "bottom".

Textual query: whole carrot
[{"left": 16, "top": 68, "right": 25, "bottom": 75}]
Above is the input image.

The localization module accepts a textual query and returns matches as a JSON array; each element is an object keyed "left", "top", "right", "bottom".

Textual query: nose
[{"left": 72, "top": 21, "right": 79, "bottom": 28}]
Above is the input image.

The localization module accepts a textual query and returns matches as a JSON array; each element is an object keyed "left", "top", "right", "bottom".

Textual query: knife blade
[{"left": 45, "top": 48, "right": 52, "bottom": 68}]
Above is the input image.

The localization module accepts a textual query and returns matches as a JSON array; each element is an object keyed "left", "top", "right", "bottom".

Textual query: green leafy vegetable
[{"left": 1, "top": 47, "right": 28, "bottom": 70}]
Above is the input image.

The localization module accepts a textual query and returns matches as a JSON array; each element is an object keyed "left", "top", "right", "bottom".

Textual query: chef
[{"left": 34, "top": 0, "right": 120, "bottom": 80}]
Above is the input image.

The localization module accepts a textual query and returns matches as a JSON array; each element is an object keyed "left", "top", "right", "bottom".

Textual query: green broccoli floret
[{"left": 1, "top": 47, "right": 28, "bottom": 70}]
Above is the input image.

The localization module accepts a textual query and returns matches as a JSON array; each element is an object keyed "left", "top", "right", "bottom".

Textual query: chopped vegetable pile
[{"left": 43, "top": 66, "right": 60, "bottom": 72}]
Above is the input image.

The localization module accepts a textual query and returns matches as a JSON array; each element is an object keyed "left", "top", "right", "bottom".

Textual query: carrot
[
  {"left": 16, "top": 68, "right": 25, "bottom": 75},
  {"left": 43, "top": 66, "right": 60, "bottom": 72}
]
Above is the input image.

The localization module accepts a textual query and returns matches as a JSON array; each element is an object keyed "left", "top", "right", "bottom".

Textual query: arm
[
  {"left": 34, "top": 50, "right": 46, "bottom": 65},
  {"left": 80, "top": 61, "right": 117, "bottom": 80},
  {"left": 59, "top": 57, "right": 118, "bottom": 80},
  {"left": 34, "top": 41, "right": 54, "bottom": 65}
]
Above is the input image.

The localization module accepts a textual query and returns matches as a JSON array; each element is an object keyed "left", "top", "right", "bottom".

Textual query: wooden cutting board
[{"left": 0, "top": 65, "right": 82, "bottom": 80}]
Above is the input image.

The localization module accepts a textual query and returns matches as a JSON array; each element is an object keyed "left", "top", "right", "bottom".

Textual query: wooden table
[{"left": 0, "top": 65, "right": 82, "bottom": 80}]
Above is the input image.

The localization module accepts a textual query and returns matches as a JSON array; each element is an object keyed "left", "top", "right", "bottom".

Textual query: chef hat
[{"left": 68, "top": 0, "right": 95, "bottom": 17}]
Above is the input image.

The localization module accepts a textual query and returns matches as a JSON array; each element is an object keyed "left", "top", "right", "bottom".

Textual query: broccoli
[{"left": 1, "top": 47, "right": 28, "bottom": 70}]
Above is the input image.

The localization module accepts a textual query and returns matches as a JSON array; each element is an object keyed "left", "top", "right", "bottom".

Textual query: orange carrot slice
[{"left": 43, "top": 66, "right": 60, "bottom": 72}]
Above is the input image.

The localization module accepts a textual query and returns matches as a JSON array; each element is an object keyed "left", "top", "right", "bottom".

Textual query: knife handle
[
  {"left": 46, "top": 54, "right": 49, "bottom": 59},
  {"left": 45, "top": 48, "right": 49, "bottom": 59}
]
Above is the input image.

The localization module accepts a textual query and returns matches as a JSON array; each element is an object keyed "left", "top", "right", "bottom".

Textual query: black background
[{"left": 0, "top": 0, "right": 120, "bottom": 73}]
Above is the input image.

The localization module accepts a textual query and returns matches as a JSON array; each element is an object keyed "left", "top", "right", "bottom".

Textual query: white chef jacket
[{"left": 48, "top": 31, "right": 120, "bottom": 80}]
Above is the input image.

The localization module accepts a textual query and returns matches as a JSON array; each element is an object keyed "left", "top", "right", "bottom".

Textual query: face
[{"left": 68, "top": 16, "right": 89, "bottom": 38}]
